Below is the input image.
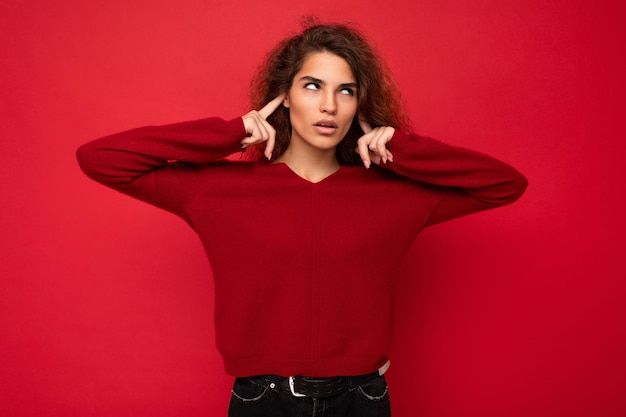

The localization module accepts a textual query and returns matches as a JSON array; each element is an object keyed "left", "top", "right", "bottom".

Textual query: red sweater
[{"left": 76, "top": 117, "right": 527, "bottom": 377}]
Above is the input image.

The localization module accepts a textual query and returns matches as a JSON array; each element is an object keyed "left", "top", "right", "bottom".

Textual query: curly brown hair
[{"left": 247, "top": 20, "right": 411, "bottom": 165}]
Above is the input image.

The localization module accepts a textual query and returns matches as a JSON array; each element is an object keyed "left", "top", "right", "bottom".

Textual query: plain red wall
[{"left": 1, "top": 1, "right": 624, "bottom": 416}]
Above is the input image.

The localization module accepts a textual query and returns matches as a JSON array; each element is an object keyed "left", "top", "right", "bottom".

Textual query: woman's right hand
[{"left": 241, "top": 94, "right": 285, "bottom": 160}]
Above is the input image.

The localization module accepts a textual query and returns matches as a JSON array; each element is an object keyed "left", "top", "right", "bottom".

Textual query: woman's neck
[{"left": 273, "top": 141, "right": 340, "bottom": 184}]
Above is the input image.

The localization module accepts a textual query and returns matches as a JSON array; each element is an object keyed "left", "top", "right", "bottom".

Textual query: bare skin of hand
[
  {"left": 241, "top": 94, "right": 285, "bottom": 160},
  {"left": 356, "top": 119, "right": 395, "bottom": 169}
]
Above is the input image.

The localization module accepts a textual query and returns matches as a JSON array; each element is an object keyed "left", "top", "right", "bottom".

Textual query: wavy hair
[{"left": 247, "top": 20, "right": 410, "bottom": 165}]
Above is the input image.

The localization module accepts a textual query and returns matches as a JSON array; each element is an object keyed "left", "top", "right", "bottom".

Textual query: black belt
[{"left": 278, "top": 371, "right": 381, "bottom": 398}]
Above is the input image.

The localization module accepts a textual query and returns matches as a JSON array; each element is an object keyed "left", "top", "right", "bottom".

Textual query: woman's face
[{"left": 285, "top": 52, "right": 358, "bottom": 153}]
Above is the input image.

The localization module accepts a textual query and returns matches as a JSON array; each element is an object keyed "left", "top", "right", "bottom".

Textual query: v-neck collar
[{"left": 271, "top": 162, "right": 343, "bottom": 184}]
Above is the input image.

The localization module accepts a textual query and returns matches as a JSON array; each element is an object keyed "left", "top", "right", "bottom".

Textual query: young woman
[{"left": 77, "top": 22, "right": 527, "bottom": 417}]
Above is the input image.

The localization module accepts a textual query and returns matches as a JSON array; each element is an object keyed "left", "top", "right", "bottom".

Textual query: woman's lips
[{"left": 313, "top": 119, "right": 338, "bottom": 135}]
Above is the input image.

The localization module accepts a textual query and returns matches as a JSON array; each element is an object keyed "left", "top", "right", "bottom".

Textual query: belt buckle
[{"left": 289, "top": 376, "right": 307, "bottom": 397}]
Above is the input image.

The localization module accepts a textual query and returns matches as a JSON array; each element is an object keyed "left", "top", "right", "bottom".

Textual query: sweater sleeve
[
  {"left": 76, "top": 117, "right": 247, "bottom": 220},
  {"left": 384, "top": 131, "right": 528, "bottom": 226}
]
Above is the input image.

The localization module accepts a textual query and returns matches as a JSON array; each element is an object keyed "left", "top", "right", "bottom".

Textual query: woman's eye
[
  {"left": 304, "top": 83, "right": 320, "bottom": 90},
  {"left": 340, "top": 88, "right": 355, "bottom": 96}
]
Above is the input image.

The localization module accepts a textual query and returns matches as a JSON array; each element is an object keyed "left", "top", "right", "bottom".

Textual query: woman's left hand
[{"left": 356, "top": 119, "right": 395, "bottom": 169}]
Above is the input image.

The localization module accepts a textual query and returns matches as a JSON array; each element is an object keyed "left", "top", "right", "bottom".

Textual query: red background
[{"left": 1, "top": 1, "right": 624, "bottom": 416}]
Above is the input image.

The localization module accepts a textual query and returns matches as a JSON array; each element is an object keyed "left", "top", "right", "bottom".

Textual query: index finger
[
  {"left": 258, "top": 94, "right": 286, "bottom": 119},
  {"left": 358, "top": 117, "right": 372, "bottom": 134}
]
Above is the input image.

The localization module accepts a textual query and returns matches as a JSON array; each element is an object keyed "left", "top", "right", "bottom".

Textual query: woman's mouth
[{"left": 313, "top": 119, "right": 338, "bottom": 135}]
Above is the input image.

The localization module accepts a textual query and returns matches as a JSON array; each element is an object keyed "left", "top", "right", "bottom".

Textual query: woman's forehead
[{"left": 296, "top": 52, "right": 356, "bottom": 84}]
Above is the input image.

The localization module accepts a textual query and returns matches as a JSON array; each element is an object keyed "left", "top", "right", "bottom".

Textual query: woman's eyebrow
[
  {"left": 340, "top": 82, "right": 358, "bottom": 89},
  {"left": 299, "top": 75, "right": 358, "bottom": 89},
  {"left": 299, "top": 75, "right": 324, "bottom": 84}
]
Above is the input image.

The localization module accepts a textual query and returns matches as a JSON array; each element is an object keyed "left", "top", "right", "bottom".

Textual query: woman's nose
[{"left": 320, "top": 92, "right": 337, "bottom": 115}]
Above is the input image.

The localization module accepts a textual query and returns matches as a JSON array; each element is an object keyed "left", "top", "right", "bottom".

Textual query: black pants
[{"left": 228, "top": 373, "right": 391, "bottom": 417}]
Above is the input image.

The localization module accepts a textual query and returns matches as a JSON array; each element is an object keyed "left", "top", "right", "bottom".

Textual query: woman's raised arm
[
  {"left": 355, "top": 122, "right": 527, "bottom": 225},
  {"left": 76, "top": 117, "right": 247, "bottom": 218}
]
